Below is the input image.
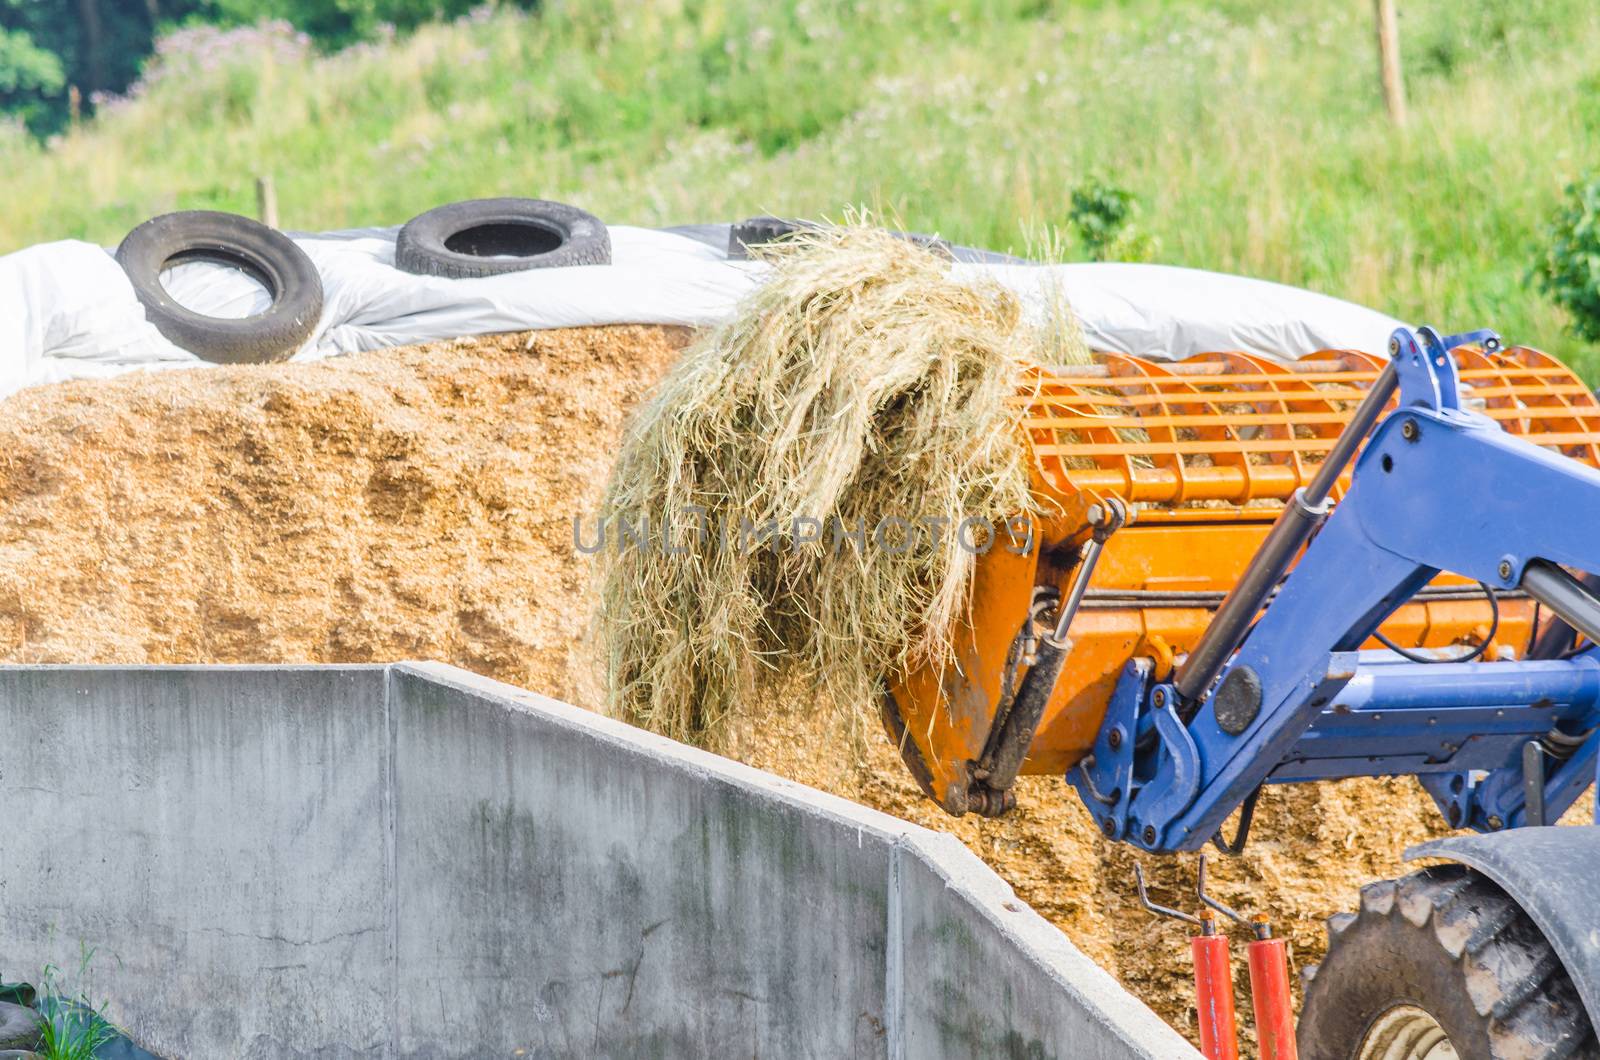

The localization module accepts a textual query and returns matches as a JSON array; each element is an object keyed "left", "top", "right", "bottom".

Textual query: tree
[
  {"left": 0, "top": 25, "right": 60, "bottom": 94},
  {"left": 0, "top": 0, "right": 211, "bottom": 133},
  {"left": 0, "top": 0, "right": 540, "bottom": 134},
  {"left": 75, "top": 0, "right": 102, "bottom": 97},
  {"left": 0, "top": 17, "right": 64, "bottom": 130},
  {"left": 210, "top": 0, "right": 503, "bottom": 48},
  {"left": 1533, "top": 177, "right": 1600, "bottom": 342}
]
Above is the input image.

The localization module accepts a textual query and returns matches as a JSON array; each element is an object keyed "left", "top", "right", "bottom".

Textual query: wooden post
[
  {"left": 1373, "top": 0, "right": 1407, "bottom": 126},
  {"left": 255, "top": 176, "right": 279, "bottom": 229}
]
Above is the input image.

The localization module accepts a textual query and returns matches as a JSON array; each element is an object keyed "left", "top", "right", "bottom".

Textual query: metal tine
[
  {"left": 1133, "top": 863, "right": 1201, "bottom": 925},
  {"left": 1196, "top": 854, "right": 1249, "bottom": 926}
]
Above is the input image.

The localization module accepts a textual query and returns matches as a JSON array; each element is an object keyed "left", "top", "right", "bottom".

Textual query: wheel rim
[{"left": 1358, "top": 1005, "right": 1459, "bottom": 1060}]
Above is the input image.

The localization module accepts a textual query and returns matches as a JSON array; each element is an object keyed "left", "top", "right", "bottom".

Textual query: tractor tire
[
  {"left": 0, "top": 1001, "right": 41, "bottom": 1051},
  {"left": 115, "top": 210, "right": 323, "bottom": 364},
  {"left": 395, "top": 198, "right": 610, "bottom": 278},
  {"left": 1298, "top": 864, "right": 1597, "bottom": 1060}
]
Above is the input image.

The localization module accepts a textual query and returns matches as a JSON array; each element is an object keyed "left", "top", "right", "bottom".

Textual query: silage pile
[
  {"left": 0, "top": 254, "right": 1455, "bottom": 1046},
  {"left": 0, "top": 325, "right": 693, "bottom": 697}
]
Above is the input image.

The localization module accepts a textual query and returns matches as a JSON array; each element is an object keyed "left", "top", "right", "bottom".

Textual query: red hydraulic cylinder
[
  {"left": 1191, "top": 911, "right": 1239, "bottom": 1060},
  {"left": 1246, "top": 919, "right": 1298, "bottom": 1060}
]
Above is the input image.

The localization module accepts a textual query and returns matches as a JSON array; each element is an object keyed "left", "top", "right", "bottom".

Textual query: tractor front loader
[{"left": 884, "top": 326, "right": 1600, "bottom": 1058}]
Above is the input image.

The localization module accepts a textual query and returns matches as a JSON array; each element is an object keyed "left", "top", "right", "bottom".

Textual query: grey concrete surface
[{"left": 0, "top": 663, "right": 1196, "bottom": 1059}]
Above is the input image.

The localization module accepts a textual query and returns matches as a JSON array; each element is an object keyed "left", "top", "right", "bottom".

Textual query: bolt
[
  {"left": 1499, "top": 560, "right": 1513, "bottom": 580},
  {"left": 1108, "top": 727, "right": 1123, "bottom": 750},
  {"left": 1389, "top": 338, "right": 1400, "bottom": 356},
  {"left": 1142, "top": 824, "right": 1157, "bottom": 846},
  {"left": 1151, "top": 688, "right": 1167, "bottom": 708},
  {"left": 1487, "top": 815, "right": 1504, "bottom": 830},
  {"left": 1402, "top": 419, "right": 1419, "bottom": 442}
]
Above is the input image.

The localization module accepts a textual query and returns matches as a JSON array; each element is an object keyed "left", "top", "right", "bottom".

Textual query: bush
[
  {"left": 1067, "top": 178, "right": 1159, "bottom": 262},
  {"left": 1533, "top": 177, "right": 1600, "bottom": 341}
]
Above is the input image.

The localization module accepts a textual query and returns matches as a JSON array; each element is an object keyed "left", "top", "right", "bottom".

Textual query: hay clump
[{"left": 597, "top": 224, "right": 1054, "bottom": 745}]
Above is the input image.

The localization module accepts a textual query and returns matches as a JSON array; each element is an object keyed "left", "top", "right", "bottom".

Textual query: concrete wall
[{"left": 0, "top": 663, "right": 1196, "bottom": 1059}]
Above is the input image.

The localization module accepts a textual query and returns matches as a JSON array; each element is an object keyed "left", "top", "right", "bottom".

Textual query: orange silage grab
[{"left": 885, "top": 345, "right": 1600, "bottom": 816}]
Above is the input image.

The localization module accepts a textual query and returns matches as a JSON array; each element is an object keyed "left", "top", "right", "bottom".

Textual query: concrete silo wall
[{"left": 0, "top": 663, "right": 1195, "bottom": 1059}]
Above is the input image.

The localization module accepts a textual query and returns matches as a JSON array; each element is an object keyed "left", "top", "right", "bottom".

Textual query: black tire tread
[
  {"left": 114, "top": 210, "right": 323, "bottom": 365},
  {"left": 394, "top": 197, "right": 610, "bottom": 279},
  {"left": 727, "top": 215, "right": 955, "bottom": 261},
  {"left": 1300, "top": 864, "right": 1598, "bottom": 1060},
  {"left": 726, "top": 215, "right": 816, "bottom": 258}
]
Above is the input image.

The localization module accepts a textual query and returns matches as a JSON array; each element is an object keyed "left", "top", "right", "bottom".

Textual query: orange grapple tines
[{"left": 884, "top": 345, "right": 1600, "bottom": 817}]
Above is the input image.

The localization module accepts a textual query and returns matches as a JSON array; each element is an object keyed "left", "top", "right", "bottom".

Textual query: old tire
[
  {"left": 115, "top": 210, "right": 323, "bottom": 364},
  {"left": 728, "top": 215, "right": 955, "bottom": 261},
  {"left": 0, "top": 1001, "right": 42, "bottom": 1051},
  {"left": 1299, "top": 864, "right": 1596, "bottom": 1059},
  {"left": 395, "top": 198, "right": 610, "bottom": 278},
  {"left": 727, "top": 215, "right": 815, "bottom": 258}
]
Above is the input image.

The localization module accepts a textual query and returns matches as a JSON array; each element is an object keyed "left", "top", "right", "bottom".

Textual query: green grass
[
  {"left": 2, "top": 0, "right": 1598, "bottom": 373},
  {"left": 34, "top": 952, "right": 118, "bottom": 1060}
]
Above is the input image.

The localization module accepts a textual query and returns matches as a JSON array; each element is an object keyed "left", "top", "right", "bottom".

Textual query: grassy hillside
[{"left": 2, "top": 0, "right": 1598, "bottom": 372}]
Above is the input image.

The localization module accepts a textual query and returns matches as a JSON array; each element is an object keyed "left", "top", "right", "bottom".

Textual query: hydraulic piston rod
[
  {"left": 1522, "top": 559, "right": 1600, "bottom": 646},
  {"left": 970, "top": 499, "right": 1126, "bottom": 813},
  {"left": 1337, "top": 655, "right": 1600, "bottom": 712}
]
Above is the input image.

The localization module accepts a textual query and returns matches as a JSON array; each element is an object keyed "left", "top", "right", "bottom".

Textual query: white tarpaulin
[{"left": 0, "top": 222, "right": 1406, "bottom": 399}]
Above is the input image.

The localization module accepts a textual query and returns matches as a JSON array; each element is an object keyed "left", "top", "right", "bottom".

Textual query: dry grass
[{"left": 596, "top": 224, "right": 1084, "bottom": 745}]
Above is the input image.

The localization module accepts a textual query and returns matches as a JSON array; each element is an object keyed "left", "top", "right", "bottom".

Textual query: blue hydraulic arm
[{"left": 1071, "top": 326, "right": 1600, "bottom": 853}]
